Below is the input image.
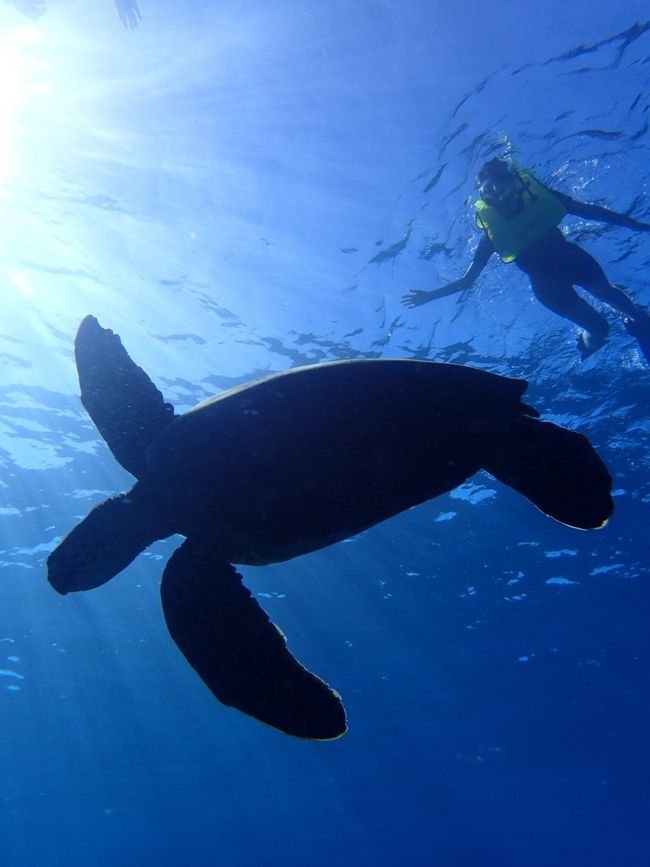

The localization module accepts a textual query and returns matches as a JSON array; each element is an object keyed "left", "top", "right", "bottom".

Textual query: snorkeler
[{"left": 402, "top": 157, "right": 650, "bottom": 361}]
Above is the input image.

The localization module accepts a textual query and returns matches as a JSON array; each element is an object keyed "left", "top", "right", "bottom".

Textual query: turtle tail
[
  {"left": 75, "top": 315, "right": 177, "bottom": 479},
  {"left": 482, "top": 415, "right": 613, "bottom": 530}
]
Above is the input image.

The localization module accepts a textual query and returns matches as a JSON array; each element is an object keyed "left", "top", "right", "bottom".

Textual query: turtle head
[{"left": 47, "top": 488, "right": 170, "bottom": 594}]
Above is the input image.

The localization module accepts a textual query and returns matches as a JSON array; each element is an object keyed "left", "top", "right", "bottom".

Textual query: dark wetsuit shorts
[{"left": 516, "top": 227, "right": 605, "bottom": 303}]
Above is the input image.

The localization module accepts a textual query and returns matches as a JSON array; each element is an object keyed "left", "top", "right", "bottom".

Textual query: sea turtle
[{"left": 47, "top": 316, "right": 613, "bottom": 740}]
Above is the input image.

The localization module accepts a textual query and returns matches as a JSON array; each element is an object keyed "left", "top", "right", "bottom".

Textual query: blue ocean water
[{"left": 0, "top": 2, "right": 649, "bottom": 865}]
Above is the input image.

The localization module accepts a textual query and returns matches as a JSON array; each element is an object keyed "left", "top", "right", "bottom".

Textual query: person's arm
[
  {"left": 550, "top": 188, "right": 650, "bottom": 232},
  {"left": 401, "top": 237, "right": 494, "bottom": 308}
]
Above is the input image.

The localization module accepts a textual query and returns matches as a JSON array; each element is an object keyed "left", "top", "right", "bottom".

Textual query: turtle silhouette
[{"left": 47, "top": 316, "right": 613, "bottom": 739}]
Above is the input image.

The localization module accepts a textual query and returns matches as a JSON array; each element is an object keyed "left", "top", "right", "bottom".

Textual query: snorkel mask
[
  {"left": 477, "top": 159, "right": 526, "bottom": 215},
  {"left": 477, "top": 159, "right": 516, "bottom": 204}
]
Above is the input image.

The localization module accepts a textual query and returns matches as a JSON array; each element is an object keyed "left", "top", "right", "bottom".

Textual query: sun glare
[
  {"left": 0, "top": 26, "right": 51, "bottom": 182},
  {"left": 10, "top": 269, "right": 33, "bottom": 296}
]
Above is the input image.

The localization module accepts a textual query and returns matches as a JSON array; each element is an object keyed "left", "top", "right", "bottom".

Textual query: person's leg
[
  {"left": 582, "top": 273, "right": 643, "bottom": 319},
  {"left": 530, "top": 276, "right": 610, "bottom": 357},
  {"left": 558, "top": 238, "right": 648, "bottom": 321},
  {"left": 573, "top": 246, "right": 650, "bottom": 361},
  {"left": 623, "top": 315, "right": 650, "bottom": 364}
]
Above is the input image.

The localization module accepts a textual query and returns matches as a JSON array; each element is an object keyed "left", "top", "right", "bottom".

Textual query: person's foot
[{"left": 577, "top": 329, "right": 608, "bottom": 360}]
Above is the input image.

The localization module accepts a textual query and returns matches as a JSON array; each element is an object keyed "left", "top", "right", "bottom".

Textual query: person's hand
[
  {"left": 401, "top": 289, "right": 434, "bottom": 308},
  {"left": 114, "top": 0, "right": 141, "bottom": 29}
]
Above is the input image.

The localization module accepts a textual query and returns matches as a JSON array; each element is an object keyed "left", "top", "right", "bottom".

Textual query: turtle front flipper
[
  {"left": 48, "top": 484, "right": 172, "bottom": 594},
  {"left": 160, "top": 538, "right": 347, "bottom": 740},
  {"left": 75, "top": 315, "right": 177, "bottom": 479}
]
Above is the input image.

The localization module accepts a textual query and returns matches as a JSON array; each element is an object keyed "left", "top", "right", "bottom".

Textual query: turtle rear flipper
[
  {"left": 75, "top": 315, "right": 176, "bottom": 478},
  {"left": 161, "top": 538, "right": 347, "bottom": 740},
  {"left": 482, "top": 416, "right": 613, "bottom": 530}
]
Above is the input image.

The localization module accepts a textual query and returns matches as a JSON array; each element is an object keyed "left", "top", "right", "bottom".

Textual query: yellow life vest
[{"left": 474, "top": 170, "right": 567, "bottom": 262}]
